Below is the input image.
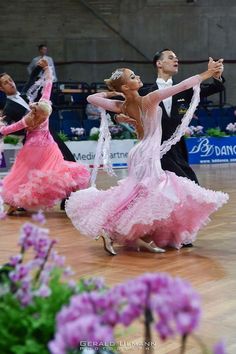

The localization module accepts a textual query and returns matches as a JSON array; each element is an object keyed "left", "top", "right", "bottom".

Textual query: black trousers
[
  {"left": 50, "top": 128, "right": 76, "bottom": 162},
  {"left": 161, "top": 154, "right": 199, "bottom": 184}
]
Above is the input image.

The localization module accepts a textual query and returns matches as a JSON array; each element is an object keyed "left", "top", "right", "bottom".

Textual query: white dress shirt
[
  {"left": 156, "top": 78, "right": 173, "bottom": 116},
  {"left": 7, "top": 92, "right": 30, "bottom": 111}
]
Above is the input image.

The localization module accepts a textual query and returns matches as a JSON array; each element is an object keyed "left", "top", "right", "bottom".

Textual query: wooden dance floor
[{"left": 1, "top": 164, "right": 236, "bottom": 353}]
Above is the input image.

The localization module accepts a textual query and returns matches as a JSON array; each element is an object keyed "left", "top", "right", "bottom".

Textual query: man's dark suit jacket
[
  {"left": 140, "top": 78, "right": 225, "bottom": 184},
  {"left": 2, "top": 67, "right": 75, "bottom": 162},
  {"left": 3, "top": 66, "right": 42, "bottom": 128}
]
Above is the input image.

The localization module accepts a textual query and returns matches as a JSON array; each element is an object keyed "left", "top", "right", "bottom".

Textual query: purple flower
[
  {"left": 71, "top": 127, "right": 85, "bottom": 136},
  {"left": 109, "top": 125, "right": 123, "bottom": 137},
  {"left": 19, "top": 223, "right": 37, "bottom": 250},
  {"left": 67, "top": 279, "right": 77, "bottom": 289},
  {"left": 54, "top": 272, "right": 201, "bottom": 344},
  {"left": 0, "top": 211, "right": 7, "bottom": 220},
  {"left": 150, "top": 276, "right": 201, "bottom": 339},
  {"left": 155, "top": 321, "right": 174, "bottom": 340},
  {"left": 5, "top": 220, "right": 62, "bottom": 306},
  {"left": 38, "top": 268, "right": 51, "bottom": 284},
  {"left": 185, "top": 125, "right": 204, "bottom": 137},
  {"left": 213, "top": 340, "right": 227, "bottom": 354},
  {"left": 32, "top": 210, "right": 46, "bottom": 224},
  {"left": 34, "top": 284, "right": 52, "bottom": 298},
  {"left": 185, "top": 126, "right": 194, "bottom": 136},
  {"left": 34, "top": 236, "right": 52, "bottom": 259},
  {"left": 82, "top": 276, "right": 106, "bottom": 291},
  {"left": 56, "top": 293, "right": 96, "bottom": 330},
  {"left": 63, "top": 266, "right": 75, "bottom": 277},
  {"left": 27, "top": 258, "right": 44, "bottom": 269},
  {"left": 9, "top": 254, "right": 23, "bottom": 266},
  {"left": 194, "top": 125, "right": 204, "bottom": 134},
  {"left": 9, "top": 264, "right": 29, "bottom": 282},
  {"left": 15, "top": 286, "right": 33, "bottom": 306},
  {"left": 50, "top": 250, "right": 65, "bottom": 267},
  {"left": 110, "top": 281, "right": 147, "bottom": 326},
  {"left": 18, "top": 222, "right": 56, "bottom": 259},
  {"left": 226, "top": 122, "right": 236, "bottom": 133},
  {"left": 20, "top": 278, "right": 31, "bottom": 291},
  {"left": 49, "top": 314, "right": 114, "bottom": 354}
]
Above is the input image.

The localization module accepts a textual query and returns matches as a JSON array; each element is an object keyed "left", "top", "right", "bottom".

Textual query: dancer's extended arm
[
  {"left": 87, "top": 92, "right": 123, "bottom": 113},
  {"left": 146, "top": 75, "right": 202, "bottom": 106},
  {"left": 0, "top": 117, "right": 28, "bottom": 136},
  {"left": 40, "top": 65, "right": 53, "bottom": 100}
]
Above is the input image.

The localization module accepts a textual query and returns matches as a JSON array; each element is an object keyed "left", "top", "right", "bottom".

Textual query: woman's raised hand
[
  {"left": 208, "top": 57, "right": 224, "bottom": 75},
  {"left": 199, "top": 57, "right": 224, "bottom": 82}
]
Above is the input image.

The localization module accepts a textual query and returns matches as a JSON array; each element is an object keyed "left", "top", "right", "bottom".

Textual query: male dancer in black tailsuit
[
  {"left": 141, "top": 49, "right": 225, "bottom": 184},
  {"left": 0, "top": 63, "right": 43, "bottom": 128},
  {"left": 0, "top": 59, "right": 75, "bottom": 162},
  {"left": 0, "top": 59, "right": 75, "bottom": 210}
]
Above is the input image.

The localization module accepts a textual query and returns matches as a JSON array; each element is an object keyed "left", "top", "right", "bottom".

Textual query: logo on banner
[
  {"left": 186, "top": 137, "right": 236, "bottom": 164},
  {"left": 189, "top": 138, "right": 215, "bottom": 157}
]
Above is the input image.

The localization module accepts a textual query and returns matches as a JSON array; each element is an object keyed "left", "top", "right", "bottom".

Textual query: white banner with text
[{"left": 65, "top": 140, "right": 137, "bottom": 168}]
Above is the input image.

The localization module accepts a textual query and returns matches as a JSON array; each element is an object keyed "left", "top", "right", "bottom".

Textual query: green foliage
[
  {"left": 205, "top": 128, "right": 227, "bottom": 137},
  {"left": 0, "top": 273, "right": 69, "bottom": 353},
  {"left": 118, "top": 131, "right": 136, "bottom": 140},
  {"left": 0, "top": 271, "right": 101, "bottom": 354},
  {"left": 3, "top": 135, "right": 20, "bottom": 145},
  {"left": 57, "top": 131, "right": 69, "bottom": 141},
  {"left": 88, "top": 132, "right": 99, "bottom": 141}
]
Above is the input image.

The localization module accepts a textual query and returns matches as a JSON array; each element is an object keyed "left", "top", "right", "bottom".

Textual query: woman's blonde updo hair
[
  {"left": 24, "top": 99, "right": 52, "bottom": 129},
  {"left": 38, "top": 99, "right": 52, "bottom": 116},
  {"left": 104, "top": 68, "right": 126, "bottom": 91}
]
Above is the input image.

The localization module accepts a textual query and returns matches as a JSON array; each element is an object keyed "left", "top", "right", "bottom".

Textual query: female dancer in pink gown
[
  {"left": 66, "top": 61, "right": 228, "bottom": 255},
  {"left": 0, "top": 64, "right": 90, "bottom": 213}
]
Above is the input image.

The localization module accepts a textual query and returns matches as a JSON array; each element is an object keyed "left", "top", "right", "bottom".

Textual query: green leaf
[
  {"left": 88, "top": 133, "right": 99, "bottom": 141},
  {"left": 0, "top": 272, "right": 74, "bottom": 353},
  {"left": 3, "top": 135, "right": 20, "bottom": 145},
  {"left": 205, "top": 128, "right": 227, "bottom": 137},
  {"left": 57, "top": 131, "right": 69, "bottom": 141}
]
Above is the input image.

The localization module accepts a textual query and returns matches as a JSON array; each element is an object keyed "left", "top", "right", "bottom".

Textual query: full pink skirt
[
  {"left": 2, "top": 142, "right": 90, "bottom": 210},
  {"left": 66, "top": 172, "right": 228, "bottom": 249}
]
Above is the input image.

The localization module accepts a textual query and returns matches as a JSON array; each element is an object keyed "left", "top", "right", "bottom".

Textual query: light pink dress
[
  {"left": 0, "top": 79, "right": 90, "bottom": 210},
  {"left": 66, "top": 75, "right": 228, "bottom": 249}
]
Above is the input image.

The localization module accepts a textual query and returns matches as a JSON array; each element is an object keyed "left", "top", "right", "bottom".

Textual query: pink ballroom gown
[
  {"left": 0, "top": 80, "right": 90, "bottom": 210},
  {"left": 65, "top": 75, "right": 228, "bottom": 249}
]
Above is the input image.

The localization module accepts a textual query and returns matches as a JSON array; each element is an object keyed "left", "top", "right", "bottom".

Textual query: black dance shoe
[
  {"left": 60, "top": 199, "right": 66, "bottom": 211},
  {"left": 182, "top": 243, "right": 193, "bottom": 248}
]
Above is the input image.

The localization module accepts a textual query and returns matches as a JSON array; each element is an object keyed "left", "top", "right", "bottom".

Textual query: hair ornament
[{"left": 110, "top": 69, "right": 124, "bottom": 81}]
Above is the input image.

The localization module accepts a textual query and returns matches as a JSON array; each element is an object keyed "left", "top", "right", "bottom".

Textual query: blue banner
[{"left": 185, "top": 136, "right": 236, "bottom": 164}]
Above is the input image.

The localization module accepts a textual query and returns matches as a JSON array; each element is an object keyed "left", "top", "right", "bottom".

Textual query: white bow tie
[{"left": 156, "top": 78, "right": 173, "bottom": 87}]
